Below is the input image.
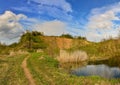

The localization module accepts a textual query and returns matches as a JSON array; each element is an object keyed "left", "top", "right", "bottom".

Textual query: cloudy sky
[{"left": 0, "top": 0, "right": 120, "bottom": 44}]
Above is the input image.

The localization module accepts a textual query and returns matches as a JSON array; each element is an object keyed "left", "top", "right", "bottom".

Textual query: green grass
[
  {"left": 0, "top": 54, "right": 29, "bottom": 85},
  {"left": 27, "top": 52, "right": 120, "bottom": 85},
  {"left": 0, "top": 52, "right": 119, "bottom": 85},
  {"left": 69, "top": 39, "right": 120, "bottom": 61}
]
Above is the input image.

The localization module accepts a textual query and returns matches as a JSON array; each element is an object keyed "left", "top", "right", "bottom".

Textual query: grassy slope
[
  {"left": 27, "top": 53, "right": 120, "bottom": 85},
  {"left": 70, "top": 39, "right": 120, "bottom": 61},
  {"left": 0, "top": 54, "right": 29, "bottom": 85}
]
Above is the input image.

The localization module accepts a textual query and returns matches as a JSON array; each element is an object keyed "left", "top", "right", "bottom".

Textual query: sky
[{"left": 0, "top": 0, "right": 120, "bottom": 44}]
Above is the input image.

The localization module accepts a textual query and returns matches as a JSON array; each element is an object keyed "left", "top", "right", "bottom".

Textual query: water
[
  {"left": 60, "top": 56, "right": 120, "bottom": 79},
  {"left": 71, "top": 64, "right": 120, "bottom": 79}
]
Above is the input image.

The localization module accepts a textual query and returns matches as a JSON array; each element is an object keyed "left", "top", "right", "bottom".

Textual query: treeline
[{"left": 60, "top": 34, "right": 86, "bottom": 40}]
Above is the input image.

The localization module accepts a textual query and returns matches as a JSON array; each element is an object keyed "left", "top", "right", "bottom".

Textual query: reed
[{"left": 57, "top": 50, "right": 88, "bottom": 63}]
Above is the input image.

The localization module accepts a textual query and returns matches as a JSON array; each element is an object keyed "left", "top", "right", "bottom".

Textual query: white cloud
[
  {"left": 13, "top": 7, "right": 33, "bottom": 13},
  {"left": 37, "top": 4, "right": 72, "bottom": 21},
  {"left": 13, "top": 0, "right": 73, "bottom": 21},
  {"left": 0, "top": 11, "right": 26, "bottom": 45},
  {"left": 28, "top": 0, "right": 72, "bottom": 12},
  {"left": 88, "top": 11, "right": 119, "bottom": 29},
  {"left": 86, "top": 2, "right": 120, "bottom": 42},
  {"left": 87, "top": 3, "right": 120, "bottom": 29},
  {"left": 86, "top": 29, "right": 119, "bottom": 42},
  {"left": 33, "top": 20, "right": 66, "bottom": 35}
]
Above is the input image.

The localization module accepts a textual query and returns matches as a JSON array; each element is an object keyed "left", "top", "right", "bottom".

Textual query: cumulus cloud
[
  {"left": 0, "top": 11, "right": 26, "bottom": 44},
  {"left": 86, "top": 2, "right": 120, "bottom": 42},
  {"left": 87, "top": 2, "right": 120, "bottom": 29},
  {"left": 88, "top": 11, "right": 119, "bottom": 29},
  {"left": 33, "top": 20, "right": 66, "bottom": 35},
  {"left": 86, "top": 29, "right": 119, "bottom": 42}
]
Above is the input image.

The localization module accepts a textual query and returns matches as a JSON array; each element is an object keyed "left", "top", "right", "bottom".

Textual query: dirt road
[{"left": 21, "top": 56, "right": 36, "bottom": 85}]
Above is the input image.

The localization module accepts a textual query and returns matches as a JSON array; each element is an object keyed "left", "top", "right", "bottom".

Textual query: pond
[
  {"left": 71, "top": 64, "right": 120, "bottom": 79},
  {"left": 61, "top": 57, "right": 120, "bottom": 79}
]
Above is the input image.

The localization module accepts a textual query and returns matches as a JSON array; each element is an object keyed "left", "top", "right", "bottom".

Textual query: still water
[
  {"left": 71, "top": 64, "right": 120, "bottom": 79},
  {"left": 61, "top": 56, "right": 120, "bottom": 79}
]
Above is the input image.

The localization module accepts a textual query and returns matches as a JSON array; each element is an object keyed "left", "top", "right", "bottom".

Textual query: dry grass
[
  {"left": 57, "top": 50, "right": 88, "bottom": 63},
  {"left": 0, "top": 54, "right": 29, "bottom": 85},
  {"left": 9, "top": 50, "right": 28, "bottom": 56}
]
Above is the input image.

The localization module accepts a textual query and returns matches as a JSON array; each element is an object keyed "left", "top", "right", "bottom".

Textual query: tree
[
  {"left": 60, "top": 34, "right": 73, "bottom": 39},
  {"left": 77, "top": 36, "right": 86, "bottom": 40},
  {"left": 19, "top": 31, "right": 47, "bottom": 50}
]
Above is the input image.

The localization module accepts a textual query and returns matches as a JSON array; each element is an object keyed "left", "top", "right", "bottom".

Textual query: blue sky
[{"left": 0, "top": 0, "right": 120, "bottom": 44}]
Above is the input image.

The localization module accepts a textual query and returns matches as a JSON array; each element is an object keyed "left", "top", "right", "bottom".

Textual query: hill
[
  {"left": 0, "top": 31, "right": 120, "bottom": 85},
  {"left": 0, "top": 31, "right": 120, "bottom": 60}
]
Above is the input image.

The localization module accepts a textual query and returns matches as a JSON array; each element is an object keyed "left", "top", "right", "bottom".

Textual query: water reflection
[
  {"left": 60, "top": 56, "right": 120, "bottom": 79},
  {"left": 71, "top": 64, "right": 120, "bottom": 78},
  {"left": 89, "top": 56, "right": 120, "bottom": 67}
]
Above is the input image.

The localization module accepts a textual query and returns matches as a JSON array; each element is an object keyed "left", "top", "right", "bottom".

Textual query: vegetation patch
[
  {"left": 57, "top": 50, "right": 88, "bottom": 63},
  {"left": 27, "top": 52, "right": 120, "bottom": 85},
  {"left": 0, "top": 55, "right": 29, "bottom": 85}
]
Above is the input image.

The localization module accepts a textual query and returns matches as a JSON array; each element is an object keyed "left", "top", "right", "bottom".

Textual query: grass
[
  {"left": 0, "top": 54, "right": 29, "bottom": 85},
  {"left": 0, "top": 52, "right": 119, "bottom": 85},
  {"left": 69, "top": 39, "right": 120, "bottom": 61},
  {"left": 27, "top": 52, "right": 120, "bottom": 85},
  {"left": 0, "top": 32, "right": 120, "bottom": 85}
]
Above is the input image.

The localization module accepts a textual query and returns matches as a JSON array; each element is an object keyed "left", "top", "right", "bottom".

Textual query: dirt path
[{"left": 21, "top": 56, "right": 36, "bottom": 85}]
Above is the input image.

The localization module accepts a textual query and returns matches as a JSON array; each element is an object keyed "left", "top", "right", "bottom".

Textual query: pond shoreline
[{"left": 59, "top": 56, "right": 120, "bottom": 79}]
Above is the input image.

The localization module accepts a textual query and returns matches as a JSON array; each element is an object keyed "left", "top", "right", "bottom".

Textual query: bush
[
  {"left": 32, "top": 31, "right": 44, "bottom": 36},
  {"left": 77, "top": 36, "right": 86, "bottom": 40},
  {"left": 19, "top": 31, "right": 48, "bottom": 50},
  {"left": 60, "top": 34, "right": 73, "bottom": 39}
]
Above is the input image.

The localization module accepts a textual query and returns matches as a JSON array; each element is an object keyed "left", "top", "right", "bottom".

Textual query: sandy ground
[{"left": 21, "top": 56, "right": 36, "bottom": 85}]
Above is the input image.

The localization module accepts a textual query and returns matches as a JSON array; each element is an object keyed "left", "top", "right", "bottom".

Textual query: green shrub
[
  {"left": 76, "top": 36, "right": 86, "bottom": 40},
  {"left": 60, "top": 34, "right": 73, "bottom": 39}
]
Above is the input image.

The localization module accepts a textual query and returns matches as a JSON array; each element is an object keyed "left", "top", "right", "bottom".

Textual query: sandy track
[{"left": 21, "top": 56, "right": 36, "bottom": 85}]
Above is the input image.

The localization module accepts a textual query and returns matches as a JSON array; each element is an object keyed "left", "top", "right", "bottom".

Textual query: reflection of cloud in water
[{"left": 71, "top": 65, "right": 120, "bottom": 78}]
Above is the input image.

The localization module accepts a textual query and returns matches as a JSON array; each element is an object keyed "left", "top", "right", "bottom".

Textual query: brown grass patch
[{"left": 57, "top": 50, "right": 88, "bottom": 63}]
